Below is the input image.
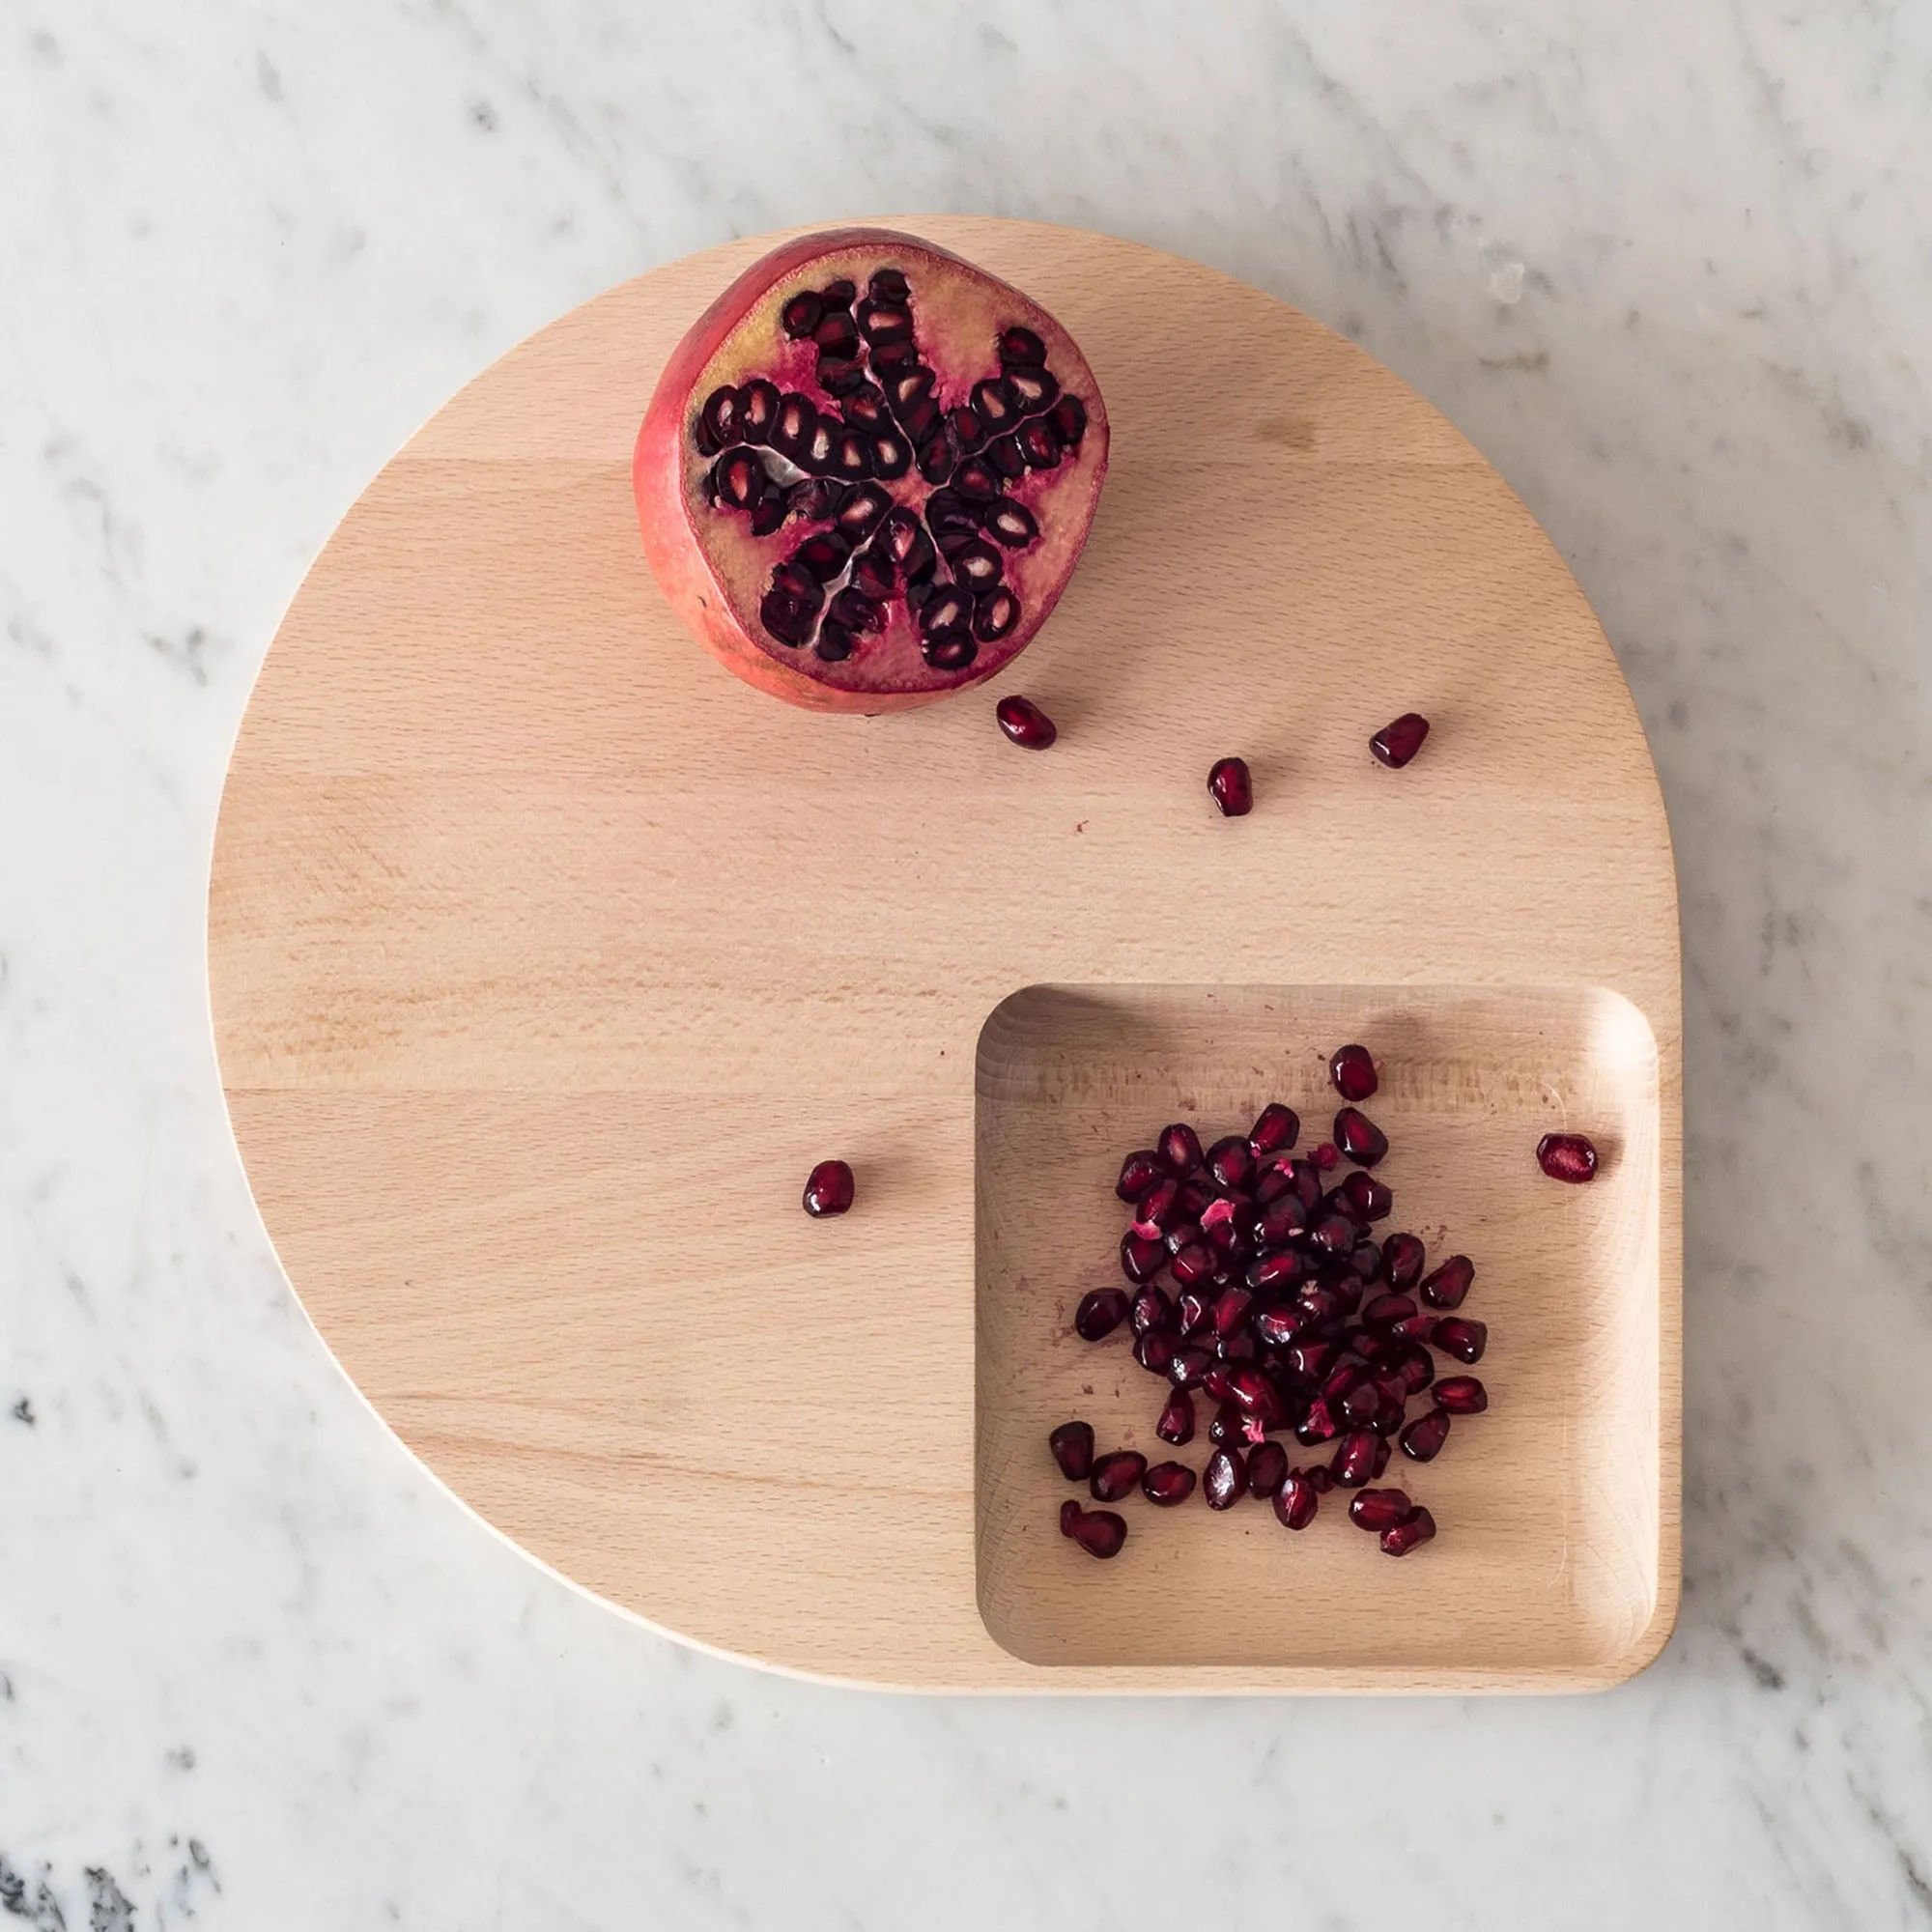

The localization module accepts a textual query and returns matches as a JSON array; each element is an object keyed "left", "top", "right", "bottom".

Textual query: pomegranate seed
[
  {"left": 1334, "top": 1108, "right": 1389, "bottom": 1168},
  {"left": 1117, "top": 1149, "right": 1163, "bottom": 1202},
  {"left": 1330, "top": 1431, "right": 1379, "bottom": 1487},
  {"left": 1131, "top": 1177, "right": 1181, "bottom": 1236},
  {"left": 1309, "top": 1212, "right": 1356, "bottom": 1256},
  {"left": 1208, "top": 1400, "right": 1247, "bottom": 1446},
  {"left": 801, "top": 1159, "right": 855, "bottom": 1216},
  {"left": 1294, "top": 1286, "right": 1339, "bottom": 1324},
  {"left": 1133, "top": 1328, "right": 1176, "bottom": 1375},
  {"left": 1295, "top": 1398, "right": 1340, "bottom": 1445},
  {"left": 1312, "top": 1142, "right": 1339, "bottom": 1171},
  {"left": 1419, "top": 1255, "right": 1474, "bottom": 1309},
  {"left": 1328, "top": 1043, "right": 1378, "bottom": 1102},
  {"left": 1062, "top": 1502, "right": 1127, "bottom": 1558},
  {"left": 1170, "top": 1242, "right": 1215, "bottom": 1288},
  {"left": 1142, "top": 1461, "right": 1197, "bottom": 1506},
  {"left": 1253, "top": 1304, "right": 1304, "bottom": 1348},
  {"left": 1167, "top": 1345, "right": 1213, "bottom": 1389},
  {"left": 1204, "top": 1445, "right": 1247, "bottom": 1508},
  {"left": 1285, "top": 1340, "right": 1334, "bottom": 1381},
  {"left": 1348, "top": 1487, "right": 1413, "bottom": 1531},
  {"left": 1375, "top": 1235, "right": 1422, "bottom": 1293},
  {"left": 1163, "top": 1220, "right": 1204, "bottom": 1258},
  {"left": 1049, "top": 1419, "right": 1095, "bottom": 1480},
  {"left": 1246, "top": 1439, "right": 1290, "bottom": 1497},
  {"left": 995, "top": 695, "right": 1057, "bottom": 749},
  {"left": 1273, "top": 1470, "right": 1321, "bottom": 1528},
  {"left": 1372, "top": 1388, "right": 1406, "bottom": 1435},
  {"left": 1370, "top": 713, "right": 1431, "bottom": 769},
  {"left": 1340, "top": 1381, "right": 1379, "bottom": 1427},
  {"left": 1158, "top": 1122, "right": 1205, "bottom": 1177},
  {"left": 1120, "top": 1232, "right": 1166, "bottom": 1284},
  {"left": 1256, "top": 1197, "right": 1307, "bottom": 1249},
  {"left": 1227, "top": 1365, "right": 1283, "bottom": 1421},
  {"left": 1363, "top": 1293, "right": 1419, "bottom": 1328},
  {"left": 1074, "top": 1288, "right": 1129, "bottom": 1341},
  {"left": 1393, "top": 1345, "right": 1435, "bottom": 1396},
  {"left": 1537, "top": 1132, "right": 1600, "bottom": 1182},
  {"left": 1174, "top": 1178, "right": 1216, "bottom": 1220},
  {"left": 1155, "top": 1387, "right": 1196, "bottom": 1445},
  {"left": 1341, "top": 1171, "right": 1393, "bottom": 1221},
  {"left": 1130, "top": 1285, "right": 1175, "bottom": 1337},
  {"left": 1177, "top": 1291, "right": 1213, "bottom": 1339},
  {"left": 1399, "top": 1407, "right": 1450, "bottom": 1461},
  {"left": 1434, "top": 1376, "right": 1488, "bottom": 1414},
  {"left": 1380, "top": 1506, "right": 1436, "bottom": 1555},
  {"left": 1432, "top": 1317, "right": 1487, "bottom": 1364},
  {"left": 1245, "top": 1251, "right": 1305, "bottom": 1295},
  {"left": 1208, "top": 1138, "right": 1255, "bottom": 1194},
  {"left": 1207, "top": 755, "right": 1253, "bottom": 816},
  {"left": 1089, "top": 1450, "right": 1147, "bottom": 1502},
  {"left": 1249, "top": 1102, "right": 1299, "bottom": 1157},
  {"left": 1390, "top": 1312, "right": 1434, "bottom": 1344},
  {"left": 1217, "top": 1326, "right": 1257, "bottom": 1363},
  {"left": 1209, "top": 1286, "right": 1254, "bottom": 1337},
  {"left": 1303, "top": 1463, "right": 1335, "bottom": 1494},
  {"left": 1348, "top": 1241, "right": 1383, "bottom": 1282}
]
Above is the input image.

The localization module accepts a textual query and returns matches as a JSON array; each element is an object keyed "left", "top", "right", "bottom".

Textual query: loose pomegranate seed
[
  {"left": 1208, "top": 756, "right": 1253, "bottom": 817},
  {"left": 1062, "top": 1502, "right": 1127, "bottom": 1558},
  {"left": 1131, "top": 1177, "right": 1181, "bottom": 1236},
  {"left": 1049, "top": 1419, "right": 1095, "bottom": 1481},
  {"left": 1393, "top": 1345, "right": 1435, "bottom": 1397},
  {"left": 1174, "top": 1178, "right": 1216, "bottom": 1221},
  {"left": 1209, "top": 1286, "right": 1254, "bottom": 1337},
  {"left": 1120, "top": 1232, "right": 1166, "bottom": 1284},
  {"left": 1142, "top": 1461, "right": 1197, "bottom": 1506},
  {"left": 1378, "top": 1233, "right": 1426, "bottom": 1291},
  {"left": 1390, "top": 1311, "right": 1434, "bottom": 1344},
  {"left": 1434, "top": 1376, "right": 1488, "bottom": 1414},
  {"left": 1339, "top": 1381, "right": 1379, "bottom": 1427},
  {"left": 1537, "top": 1132, "right": 1600, "bottom": 1182},
  {"left": 1334, "top": 1108, "right": 1390, "bottom": 1168},
  {"left": 1340, "top": 1171, "right": 1393, "bottom": 1222},
  {"left": 1133, "top": 1328, "right": 1176, "bottom": 1375},
  {"left": 1370, "top": 713, "right": 1431, "bottom": 769},
  {"left": 1158, "top": 1122, "right": 1205, "bottom": 1177},
  {"left": 1130, "top": 1285, "right": 1175, "bottom": 1337},
  {"left": 1363, "top": 1293, "right": 1419, "bottom": 1329},
  {"left": 1246, "top": 1439, "right": 1290, "bottom": 1497},
  {"left": 1227, "top": 1365, "right": 1284, "bottom": 1422},
  {"left": 1328, "top": 1043, "right": 1378, "bottom": 1102},
  {"left": 1074, "top": 1288, "right": 1129, "bottom": 1341},
  {"left": 1312, "top": 1142, "right": 1339, "bottom": 1172},
  {"left": 1419, "top": 1254, "right": 1473, "bottom": 1309},
  {"left": 1204, "top": 1446, "right": 1246, "bottom": 1508},
  {"left": 1309, "top": 1212, "right": 1356, "bottom": 1256},
  {"left": 1252, "top": 1304, "right": 1303, "bottom": 1348},
  {"left": 995, "top": 694, "right": 1057, "bottom": 750},
  {"left": 1273, "top": 1469, "right": 1321, "bottom": 1529},
  {"left": 1177, "top": 1291, "right": 1213, "bottom": 1340},
  {"left": 1285, "top": 1340, "right": 1334, "bottom": 1382},
  {"left": 1208, "top": 1400, "right": 1246, "bottom": 1446},
  {"left": 1303, "top": 1463, "right": 1334, "bottom": 1494},
  {"left": 1249, "top": 1102, "right": 1299, "bottom": 1157},
  {"left": 1206, "top": 1135, "right": 1255, "bottom": 1191},
  {"left": 1432, "top": 1317, "right": 1487, "bottom": 1364},
  {"left": 1399, "top": 1407, "right": 1450, "bottom": 1461},
  {"left": 1089, "top": 1450, "right": 1147, "bottom": 1502},
  {"left": 1330, "top": 1431, "right": 1379, "bottom": 1488},
  {"left": 1117, "top": 1149, "right": 1163, "bottom": 1202},
  {"left": 1167, "top": 1345, "right": 1213, "bottom": 1390},
  {"left": 1170, "top": 1242, "right": 1215, "bottom": 1288},
  {"left": 801, "top": 1158, "right": 855, "bottom": 1216},
  {"left": 1380, "top": 1506, "right": 1436, "bottom": 1556},
  {"left": 1246, "top": 1251, "right": 1305, "bottom": 1296},
  {"left": 1155, "top": 1387, "right": 1196, "bottom": 1445},
  {"left": 1348, "top": 1487, "right": 1413, "bottom": 1531}
]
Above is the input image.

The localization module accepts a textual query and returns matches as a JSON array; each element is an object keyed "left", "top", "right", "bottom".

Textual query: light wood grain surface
[{"left": 209, "top": 217, "right": 1682, "bottom": 1690}]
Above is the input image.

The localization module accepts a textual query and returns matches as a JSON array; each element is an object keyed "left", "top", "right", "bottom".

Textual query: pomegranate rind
[{"left": 636, "top": 227, "right": 1109, "bottom": 713}]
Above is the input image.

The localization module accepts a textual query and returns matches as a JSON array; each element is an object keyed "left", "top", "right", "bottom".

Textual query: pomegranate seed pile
[{"left": 1055, "top": 1043, "right": 1492, "bottom": 1560}]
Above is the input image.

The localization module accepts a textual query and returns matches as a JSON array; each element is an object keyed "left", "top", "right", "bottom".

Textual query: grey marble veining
[{"left": 2, "top": 2, "right": 1929, "bottom": 1925}]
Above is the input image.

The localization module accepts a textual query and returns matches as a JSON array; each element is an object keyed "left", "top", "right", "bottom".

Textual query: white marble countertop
[{"left": 5, "top": 3, "right": 1930, "bottom": 1924}]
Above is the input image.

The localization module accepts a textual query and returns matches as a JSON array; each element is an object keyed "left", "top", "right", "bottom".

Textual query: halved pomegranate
[{"left": 636, "top": 229, "right": 1108, "bottom": 712}]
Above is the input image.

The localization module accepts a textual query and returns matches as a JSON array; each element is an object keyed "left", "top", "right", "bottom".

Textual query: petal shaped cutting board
[{"left": 210, "top": 217, "right": 1681, "bottom": 1691}]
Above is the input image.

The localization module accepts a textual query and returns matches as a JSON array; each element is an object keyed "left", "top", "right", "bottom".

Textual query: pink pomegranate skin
[{"left": 635, "top": 227, "right": 1108, "bottom": 713}]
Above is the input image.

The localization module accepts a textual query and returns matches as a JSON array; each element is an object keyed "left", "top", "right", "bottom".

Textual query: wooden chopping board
[{"left": 209, "top": 217, "right": 1682, "bottom": 1692}]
